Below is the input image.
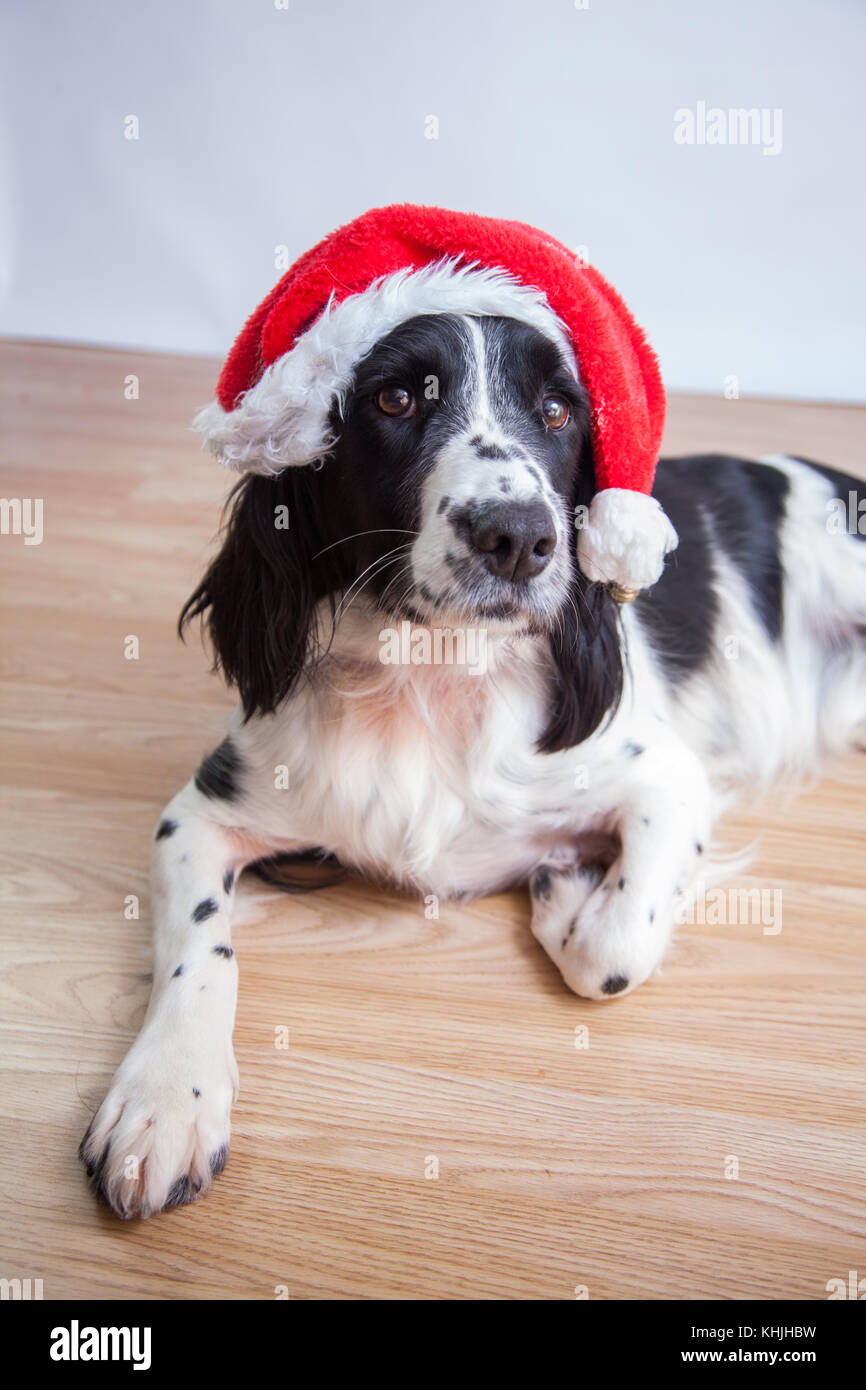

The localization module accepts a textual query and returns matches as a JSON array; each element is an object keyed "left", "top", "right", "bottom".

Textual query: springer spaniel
[{"left": 80, "top": 309, "right": 866, "bottom": 1217}]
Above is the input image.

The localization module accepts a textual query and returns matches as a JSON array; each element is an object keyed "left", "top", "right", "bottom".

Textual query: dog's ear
[
  {"left": 180, "top": 469, "right": 339, "bottom": 719},
  {"left": 538, "top": 430, "right": 625, "bottom": 753}
]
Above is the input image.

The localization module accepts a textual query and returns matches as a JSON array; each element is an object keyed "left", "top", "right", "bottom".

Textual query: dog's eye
[
  {"left": 541, "top": 395, "right": 570, "bottom": 430},
  {"left": 376, "top": 385, "right": 416, "bottom": 418}
]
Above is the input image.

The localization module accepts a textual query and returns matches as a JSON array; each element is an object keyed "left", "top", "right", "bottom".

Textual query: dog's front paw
[
  {"left": 79, "top": 1031, "right": 239, "bottom": 1219},
  {"left": 530, "top": 861, "right": 670, "bottom": 1000}
]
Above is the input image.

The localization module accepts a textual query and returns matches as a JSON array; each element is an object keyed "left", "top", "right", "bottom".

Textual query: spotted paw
[
  {"left": 79, "top": 1031, "right": 238, "bottom": 1219},
  {"left": 529, "top": 860, "right": 669, "bottom": 1000}
]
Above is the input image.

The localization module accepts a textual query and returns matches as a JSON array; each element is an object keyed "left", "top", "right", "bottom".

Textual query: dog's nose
[{"left": 469, "top": 499, "right": 557, "bottom": 581}]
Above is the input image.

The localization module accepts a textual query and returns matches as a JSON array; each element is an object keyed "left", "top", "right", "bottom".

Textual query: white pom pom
[{"left": 576, "top": 488, "right": 678, "bottom": 591}]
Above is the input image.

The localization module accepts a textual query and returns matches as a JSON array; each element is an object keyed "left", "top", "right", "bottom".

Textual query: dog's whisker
[
  {"left": 312, "top": 528, "right": 419, "bottom": 561},
  {"left": 332, "top": 546, "right": 413, "bottom": 626}
]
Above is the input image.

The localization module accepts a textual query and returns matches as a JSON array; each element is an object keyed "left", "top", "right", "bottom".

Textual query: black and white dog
[{"left": 81, "top": 310, "right": 866, "bottom": 1218}]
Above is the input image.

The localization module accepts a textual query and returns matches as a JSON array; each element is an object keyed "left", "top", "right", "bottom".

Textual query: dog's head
[
  {"left": 182, "top": 312, "right": 623, "bottom": 750},
  {"left": 335, "top": 313, "right": 585, "bottom": 627}
]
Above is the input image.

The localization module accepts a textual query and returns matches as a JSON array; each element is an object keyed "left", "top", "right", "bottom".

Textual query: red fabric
[{"left": 216, "top": 203, "right": 666, "bottom": 495}]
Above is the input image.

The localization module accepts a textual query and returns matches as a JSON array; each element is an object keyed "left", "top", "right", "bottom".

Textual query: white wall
[{"left": 1, "top": 0, "right": 864, "bottom": 401}]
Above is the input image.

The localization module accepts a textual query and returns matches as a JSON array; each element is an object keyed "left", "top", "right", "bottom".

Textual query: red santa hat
[{"left": 196, "top": 202, "right": 677, "bottom": 596}]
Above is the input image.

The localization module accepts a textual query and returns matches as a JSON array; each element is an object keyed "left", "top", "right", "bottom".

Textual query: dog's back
[{"left": 636, "top": 453, "right": 866, "bottom": 783}]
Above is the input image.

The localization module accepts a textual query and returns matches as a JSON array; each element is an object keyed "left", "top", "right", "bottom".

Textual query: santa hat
[{"left": 196, "top": 202, "right": 677, "bottom": 597}]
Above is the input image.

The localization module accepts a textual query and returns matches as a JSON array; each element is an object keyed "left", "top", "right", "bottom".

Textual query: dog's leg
[
  {"left": 79, "top": 777, "right": 256, "bottom": 1218},
  {"left": 530, "top": 740, "right": 714, "bottom": 999}
]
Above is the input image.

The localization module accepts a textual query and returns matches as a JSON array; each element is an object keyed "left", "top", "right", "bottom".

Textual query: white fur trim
[
  {"left": 577, "top": 488, "right": 679, "bottom": 590},
  {"left": 194, "top": 259, "right": 577, "bottom": 475}
]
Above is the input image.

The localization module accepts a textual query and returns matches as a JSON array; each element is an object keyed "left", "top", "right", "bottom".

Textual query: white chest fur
[{"left": 231, "top": 630, "right": 617, "bottom": 898}]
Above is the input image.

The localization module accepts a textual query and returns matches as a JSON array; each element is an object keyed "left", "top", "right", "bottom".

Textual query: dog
[{"left": 79, "top": 233, "right": 866, "bottom": 1220}]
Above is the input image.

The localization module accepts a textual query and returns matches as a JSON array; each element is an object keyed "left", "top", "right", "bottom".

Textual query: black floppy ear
[
  {"left": 180, "top": 469, "right": 337, "bottom": 719},
  {"left": 537, "top": 435, "right": 625, "bottom": 754}
]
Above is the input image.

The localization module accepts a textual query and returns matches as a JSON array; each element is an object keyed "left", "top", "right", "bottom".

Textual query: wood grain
[{"left": 0, "top": 340, "right": 864, "bottom": 1300}]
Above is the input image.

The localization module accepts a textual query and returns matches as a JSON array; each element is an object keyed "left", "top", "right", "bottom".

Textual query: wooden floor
[{"left": 1, "top": 340, "right": 864, "bottom": 1301}]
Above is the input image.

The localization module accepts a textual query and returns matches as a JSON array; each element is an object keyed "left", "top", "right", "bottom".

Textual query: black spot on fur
[
  {"left": 498, "top": 474, "right": 512, "bottom": 494},
  {"left": 213, "top": 944, "right": 233, "bottom": 959},
  {"left": 618, "top": 877, "right": 626, "bottom": 891},
  {"left": 223, "top": 868, "right": 235, "bottom": 894},
  {"left": 531, "top": 868, "right": 552, "bottom": 901},
  {"left": 437, "top": 494, "right": 451, "bottom": 515},
  {"left": 172, "top": 964, "right": 185, "bottom": 978},
  {"left": 567, "top": 919, "right": 577, "bottom": 937},
  {"left": 602, "top": 974, "right": 629, "bottom": 995},
  {"left": 475, "top": 440, "right": 510, "bottom": 460},
  {"left": 577, "top": 863, "right": 607, "bottom": 890},
  {"left": 192, "top": 1087, "right": 201, "bottom": 1098},
  {"left": 194, "top": 738, "right": 244, "bottom": 802},
  {"left": 165, "top": 1175, "right": 201, "bottom": 1209},
  {"left": 78, "top": 1120, "right": 94, "bottom": 1163},
  {"left": 210, "top": 1144, "right": 229, "bottom": 1176},
  {"left": 695, "top": 842, "right": 704, "bottom": 856},
  {"left": 649, "top": 908, "right": 655, "bottom": 923},
  {"left": 623, "top": 740, "right": 645, "bottom": 757},
  {"left": 641, "top": 816, "right": 650, "bottom": 826},
  {"left": 155, "top": 818, "right": 177, "bottom": 841},
  {"left": 561, "top": 936, "right": 568, "bottom": 949},
  {"left": 78, "top": 1125, "right": 115, "bottom": 1211},
  {"left": 192, "top": 898, "right": 218, "bottom": 923}
]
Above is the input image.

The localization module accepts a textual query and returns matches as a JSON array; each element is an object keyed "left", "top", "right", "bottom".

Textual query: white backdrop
[{"left": 1, "top": 0, "right": 864, "bottom": 401}]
